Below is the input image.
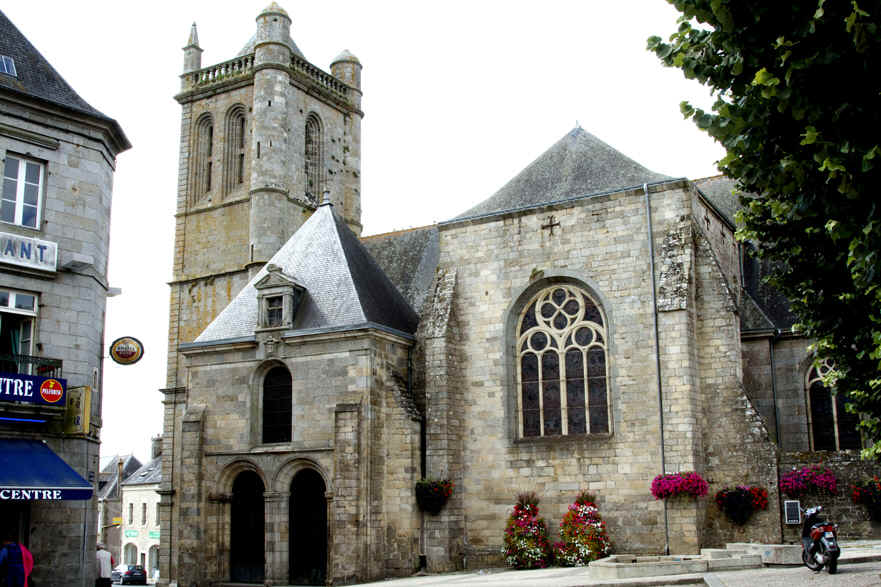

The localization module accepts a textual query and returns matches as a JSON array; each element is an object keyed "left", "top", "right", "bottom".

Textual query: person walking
[
  {"left": 95, "top": 544, "right": 113, "bottom": 587},
  {"left": 0, "top": 534, "right": 25, "bottom": 587}
]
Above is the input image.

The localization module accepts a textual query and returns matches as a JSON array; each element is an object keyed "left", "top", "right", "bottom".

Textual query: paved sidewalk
[{"left": 349, "top": 540, "right": 881, "bottom": 587}]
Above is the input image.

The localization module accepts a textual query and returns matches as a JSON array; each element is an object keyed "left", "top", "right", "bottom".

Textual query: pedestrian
[
  {"left": 0, "top": 534, "right": 25, "bottom": 587},
  {"left": 95, "top": 544, "right": 113, "bottom": 587}
]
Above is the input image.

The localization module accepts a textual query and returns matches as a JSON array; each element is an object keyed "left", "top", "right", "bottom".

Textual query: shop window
[
  {"left": 807, "top": 360, "right": 861, "bottom": 451},
  {"left": 515, "top": 283, "right": 610, "bottom": 438},
  {"left": 2, "top": 154, "right": 44, "bottom": 229},
  {"left": 0, "top": 289, "right": 36, "bottom": 374}
]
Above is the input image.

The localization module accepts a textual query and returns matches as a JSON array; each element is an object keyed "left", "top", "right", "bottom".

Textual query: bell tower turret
[{"left": 249, "top": 2, "right": 295, "bottom": 267}]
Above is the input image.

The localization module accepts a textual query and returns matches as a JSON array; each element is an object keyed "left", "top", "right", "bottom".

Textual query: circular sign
[
  {"left": 40, "top": 379, "right": 64, "bottom": 403},
  {"left": 109, "top": 336, "right": 144, "bottom": 365}
]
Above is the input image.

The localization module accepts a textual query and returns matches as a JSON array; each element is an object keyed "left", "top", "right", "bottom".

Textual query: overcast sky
[{"left": 3, "top": 1, "right": 725, "bottom": 463}]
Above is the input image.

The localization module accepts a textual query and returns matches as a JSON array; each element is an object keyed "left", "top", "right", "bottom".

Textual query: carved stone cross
[{"left": 541, "top": 215, "right": 561, "bottom": 235}]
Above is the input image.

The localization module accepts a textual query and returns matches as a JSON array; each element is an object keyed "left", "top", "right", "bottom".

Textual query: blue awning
[{"left": 0, "top": 438, "right": 93, "bottom": 500}]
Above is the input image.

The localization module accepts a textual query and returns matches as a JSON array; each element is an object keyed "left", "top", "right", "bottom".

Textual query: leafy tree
[{"left": 648, "top": 1, "right": 881, "bottom": 457}]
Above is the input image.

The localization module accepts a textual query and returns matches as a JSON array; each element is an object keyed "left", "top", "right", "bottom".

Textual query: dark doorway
[
  {"left": 230, "top": 471, "right": 265, "bottom": 583},
  {"left": 289, "top": 469, "right": 327, "bottom": 585}
]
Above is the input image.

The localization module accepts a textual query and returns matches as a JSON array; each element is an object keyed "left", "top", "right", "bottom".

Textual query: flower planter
[{"left": 415, "top": 479, "right": 453, "bottom": 515}]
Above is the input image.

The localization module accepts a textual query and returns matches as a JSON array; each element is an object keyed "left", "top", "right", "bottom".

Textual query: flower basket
[
  {"left": 779, "top": 465, "right": 837, "bottom": 499},
  {"left": 851, "top": 476, "right": 881, "bottom": 522},
  {"left": 650, "top": 472, "right": 708, "bottom": 500},
  {"left": 415, "top": 479, "right": 453, "bottom": 515},
  {"left": 554, "top": 491, "right": 611, "bottom": 566},
  {"left": 503, "top": 492, "right": 553, "bottom": 569},
  {"left": 714, "top": 486, "right": 768, "bottom": 525}
]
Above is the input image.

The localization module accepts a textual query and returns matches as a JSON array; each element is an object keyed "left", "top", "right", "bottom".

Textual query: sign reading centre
[{"left": 0, "top": 373, "right": 67, "bottom": 407}]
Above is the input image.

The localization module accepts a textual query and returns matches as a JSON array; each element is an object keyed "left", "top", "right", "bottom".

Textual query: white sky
[{"left": 4, "top": 1, "right": 725, "bottom": 463}]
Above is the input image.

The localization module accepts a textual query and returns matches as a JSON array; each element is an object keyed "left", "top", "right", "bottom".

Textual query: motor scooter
[{"left": 801, "top": 505, "right": 840, "bottom": 573}]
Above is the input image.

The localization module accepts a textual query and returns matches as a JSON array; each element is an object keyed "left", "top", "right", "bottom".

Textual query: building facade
[
  {"left": 96, "top": 454, "right": 141, "bottom": 565},
  {"left": 120, "top": 438, "right": 161, "bottom": 582},
  {"left": 0, "top": 9, "right": 129, "bottom": 587},
  {"left": 158, "top": 4, "right": 876, "bottom": 587}
]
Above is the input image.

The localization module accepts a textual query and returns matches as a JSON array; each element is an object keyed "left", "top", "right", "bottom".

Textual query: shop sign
[
  {"left": 109, "top": 337, "right": 144, "bottom": 365},
  {"left": 0, "top": 231, "right": 57, "bottom": 272},
  {"left": 0, "top": 372, "right": 66, "bottom": 407},
  {"left": 124, "top": 530, "right": 139, "bottom": 538},
  {"left": 148, "top": 531, "right": 160, "bottom": 539},
  {"left": 0, "top": 489, "right": 63, "bottom": 500},
  {"left": 112, "top": 517, "right": 122, "bottom": 525}
]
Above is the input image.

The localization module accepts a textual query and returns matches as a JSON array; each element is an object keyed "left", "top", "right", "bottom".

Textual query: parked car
[{"left": 111, "top": 564, "right": 147, "bottom": 585}]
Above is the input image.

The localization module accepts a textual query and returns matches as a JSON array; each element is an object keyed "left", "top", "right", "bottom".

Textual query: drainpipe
[{"left": 644, "top": 183, "right": 669, "bottom": 555}]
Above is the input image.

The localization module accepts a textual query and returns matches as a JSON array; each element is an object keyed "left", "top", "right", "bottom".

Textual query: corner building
[
  {"left": 160, "top": 4, "right": 876, "bottom": 586},
  {"left": 0, "top": 9, "right": 129, "bottom": 587}
]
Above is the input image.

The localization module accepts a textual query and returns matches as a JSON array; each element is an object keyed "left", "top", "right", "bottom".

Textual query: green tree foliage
[{"left": 648, "top": 1, "right": 881, "bottom": 457}]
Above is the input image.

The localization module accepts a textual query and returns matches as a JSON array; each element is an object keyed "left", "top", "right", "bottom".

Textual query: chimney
[
  {"left": 151, "top": 435, "right": 162, "bottom": 459},
  {"left": 116, "top": 457, "right": 123, "bottom": 499}
]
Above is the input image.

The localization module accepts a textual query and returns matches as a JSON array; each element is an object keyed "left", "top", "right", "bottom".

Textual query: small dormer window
[
  {"left": 255, "top": 264, "right": 305, "bottom": 331},
  {"left": 266, "top": 295, "right": 283, "bottom": 327},
  {"left": 0, "top": 56, "right": 16, "bottom": 77}
]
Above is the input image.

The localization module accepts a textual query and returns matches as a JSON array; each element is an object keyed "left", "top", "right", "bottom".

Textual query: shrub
[
  {"left": 851, "top": 476, "right": 881, "bottom": 522},
  {"left": 650, "top": 472, "right": 709, "bottom": 500},
  {"left": 714, "top": 486, "right": 769, "bottom": 525},
  {"left": 502, "top": 492, "right": 553, "bottom": 569},
  {"left": 554, "top": 491, "right": 611, "bottom": 566},
  {"left": 415, "top": 479, "right": 453, "bottom": 515},
  {"left": 779, "top": 465, "right": 838, "bottom": 498}
]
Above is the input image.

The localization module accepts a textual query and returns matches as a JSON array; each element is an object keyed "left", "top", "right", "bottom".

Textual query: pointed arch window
[
  {"left": 193, "top": 114, "right": 214, "bottom": 202},
  {"left": 304, "top": 114, "right": 322, "bottom": 204},
  {"left": 223, "top": 106, "right": 247, "bottom": 196},
  {"left": 263, "top": 366, "right": 292, "bottom": 444},
  {"left": 517, "top": 284, "right": 610, "bottom": 438},
  {"left": 807, "top": 360, "right": 861, "bottom": 451}
]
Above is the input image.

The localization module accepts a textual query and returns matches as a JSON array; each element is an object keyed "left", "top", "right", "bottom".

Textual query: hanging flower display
[
  {"left": 779, "top": 465, "right": 838, "bottom": 498},
  {"left": 851, "top": 476, "right": 881, "bottom": 522},
  {"left": 714, "top": 486, "right": 769, "bottom": 525},
  {"left": 502, "top": 492, "right": 553, "bottom": 569},
  {"left": 415, "top": 478, "right": 454, "bottom": 515},
  {"left": 554, "top": 491, "right": 611, "bottom": 566},
  {"left": 650, "top": 471, "right": 709, "bottom": 500}
]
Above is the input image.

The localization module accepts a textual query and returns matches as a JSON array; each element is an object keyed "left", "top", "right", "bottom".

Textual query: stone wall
[
  {"left": 780, "top": 451, "right": 881, "bottom": 542},
  {"left": 1, "top": 88, "right": 124, "bottom": 587},
  {"left": 163, "top": 329, "right": 419, "bottom": 586},
  {"left": 434, "top": 182, "right": 702, "bottom": 564},
  {"left": 694, "top": 231, "right": 781, "bottom": 547}
]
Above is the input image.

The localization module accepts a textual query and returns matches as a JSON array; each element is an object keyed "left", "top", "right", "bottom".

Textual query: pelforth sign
[{"left": 0, "top": 373, "right": 67, "bottom": 407}]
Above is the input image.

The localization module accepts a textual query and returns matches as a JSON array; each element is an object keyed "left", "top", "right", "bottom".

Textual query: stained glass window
[{"left": 517, "top": 284, "right": 609, "bottom": 438}]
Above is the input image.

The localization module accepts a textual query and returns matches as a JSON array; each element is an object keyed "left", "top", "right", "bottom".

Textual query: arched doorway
[
  {"left": 289, "top": 469, "right": 327, "bottom": 585},
  {"left": 123, "top": 543, "right": 137, "bottom": 565},
  {"left": 230, "top": 470, "right": 265, "bottom": 583}
]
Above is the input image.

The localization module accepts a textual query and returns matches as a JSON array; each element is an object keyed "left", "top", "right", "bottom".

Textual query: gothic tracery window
[
  {"left": 807, "top": 360, "right": 861, "bottom": 451},
  {"left": 517, "top": 284, "right": 610, "bottom": 438},
  {"left": 223, "top": 105, "right": 247, "bottom": 196},
  {"left": 304, "top": 113, "right": 322, "bottom": 204}
]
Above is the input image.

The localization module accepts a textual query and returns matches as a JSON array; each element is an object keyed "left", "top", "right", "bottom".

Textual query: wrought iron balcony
[{"left": 0, "top": 354, "right": 63, "bottom": 378}]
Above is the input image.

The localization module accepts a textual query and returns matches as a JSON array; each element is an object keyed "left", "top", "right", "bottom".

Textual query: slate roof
[
  {"left": 0, "top": 10, "right": 127, "bottom": 146},
  {"left": 453, "top": 127, "right": 672, "bottom": 221},
  {"left": 362, "top": 226, "right": 439, "bottom": 314},
  {"left": 96, "top": 455, "right": 141, "bottom": 500},
  {"left": 122, "top": 457, "right": 161, "bottom": 486},
  {"left": 194, "top": 202, "right": 419, "bottom": 344},
  {"left": 693, "top": 175, "right": 740, "bottom": 228}
]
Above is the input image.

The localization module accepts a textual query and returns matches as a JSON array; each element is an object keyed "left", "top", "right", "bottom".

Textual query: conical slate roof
[
  {"left": 195, "top": 203, "right": 418, "bottom": 344},
  {"left": 454, "top": 127, "right": 671, "bottom": 220}
]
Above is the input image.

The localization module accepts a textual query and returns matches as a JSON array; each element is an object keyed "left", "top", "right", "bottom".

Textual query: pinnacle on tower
[{"left": 182, "top": 22, "right": 202, "bottom": 74}]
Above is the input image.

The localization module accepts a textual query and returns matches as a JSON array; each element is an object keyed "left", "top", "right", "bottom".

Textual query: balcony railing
[{"left": 0, "top": 354, "right": 63, "bottom": 378}]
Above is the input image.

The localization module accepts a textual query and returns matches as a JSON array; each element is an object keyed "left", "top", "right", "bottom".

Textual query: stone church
[{"left": 157, "top": 4, "right": 875, "bottom": 586}]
